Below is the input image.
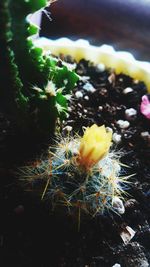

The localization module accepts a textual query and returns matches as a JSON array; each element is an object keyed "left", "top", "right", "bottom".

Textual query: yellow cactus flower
[{"left": 78, "top": 124, "right": 112, "bottom": 169}]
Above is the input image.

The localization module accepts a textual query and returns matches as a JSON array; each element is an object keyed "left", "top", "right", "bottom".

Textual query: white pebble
[
  {"left": 98, "top": 106, "right": 103, "bottom": 111},
  {"left": 96, "top": 63, "right": 105, "bottom": 72},
  {"left": 108, "top": 73, "right": 116, "bottom": 84},
  {"left": 84, "top": 95, "right": 89, "bottom": 100},
  {"left": 80, "top": 76, "right": 90, "bottom": 82},
  {"left": 113, "top": 133, "right": 122, "bottom": 144},
  {"left": 120, "top": 226, "right": 136, "bottom": 245},
  {"left": 117, "top": 120, "right": 130, "bottom": 129},
  {"left": 63, "top": 126, "right": 72, "bottom": 132},
  {"left": 112, "top": 264, "right": 121, "bottom": 267},
  {"left": 83, "top": 82, "right": 96, "bottom": 93},
  {"left": 75, "top": 91, "right": 83, "bottom": 98},
  {"left": 141, "top": 131, "right": 150, "bottom": 139},
  {"left": 123, "top": 87, "right": 133, "bottom": 94},
  {"left": 125, "top": 108, "right": 137, "bottom": 120},
  {"left": 106, "top": 127, "right": 113, "bottom": 134},
  {"left": 134, "top": 79, "right": 139, "bottom": 84},
  {"left": 112, "top": 196, "right": 125, "bottom": 214},
  {"left": 141, "top": 131, "right": 149, "bottom": 137}
]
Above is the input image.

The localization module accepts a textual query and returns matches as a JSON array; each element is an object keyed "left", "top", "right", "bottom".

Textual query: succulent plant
[
  {"left": 20, "top": 124, "right": 130, "bottom": 225},
  {"left": 0, "top": 0, "right": 78, "bottom": 137}
]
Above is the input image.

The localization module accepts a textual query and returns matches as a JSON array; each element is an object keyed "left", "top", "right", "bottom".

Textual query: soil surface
[{"left": 1, "top": 58, "right": 150, "bottom": 267}]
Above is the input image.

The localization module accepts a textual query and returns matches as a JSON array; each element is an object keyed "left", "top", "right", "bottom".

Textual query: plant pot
[
  {"left": 32, "top": 37, "right": 150, "bottom": 205},
  {"left": 27, "top": 37, "right": 150, "bottom": 266},
  {"left": 35, "top": 37, "right": 150, "bottom": 91},
  {"left": 41, "top": 0, "right": 150, "bottom": 61}
]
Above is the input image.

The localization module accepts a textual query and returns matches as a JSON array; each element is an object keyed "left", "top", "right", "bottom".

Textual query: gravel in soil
[{"left": 0, "top": 57, "right": 150, "bottom": 267}]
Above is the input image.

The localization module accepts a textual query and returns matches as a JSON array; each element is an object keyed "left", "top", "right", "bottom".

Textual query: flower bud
[{"left": 78, "top": 124, "right": 112, "bottom": 169}]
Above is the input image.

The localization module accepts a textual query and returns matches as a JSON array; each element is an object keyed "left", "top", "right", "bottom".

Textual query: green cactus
[
  {"left": 0, "top": 0, "right": 78, "bottom": 136},
  {"left": 20, "top": 124, "right": 131, "bottom": 226}
]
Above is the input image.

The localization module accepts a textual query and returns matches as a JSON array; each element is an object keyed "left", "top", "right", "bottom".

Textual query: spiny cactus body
[{"left": 20, "top": 125, "right": 130, "bottom": 219}]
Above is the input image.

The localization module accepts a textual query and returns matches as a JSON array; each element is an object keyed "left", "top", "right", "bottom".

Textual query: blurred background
[{"left": 40, "top": 0, "right": 150, "bottom": 61}]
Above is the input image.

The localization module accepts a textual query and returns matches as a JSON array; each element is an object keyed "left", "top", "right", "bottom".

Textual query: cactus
[
  {"left": 0, "top": 0, "right": 78, "bottom": 136},
  {"left": 20, "top": 124, "right": 131, "bottom": 225}
]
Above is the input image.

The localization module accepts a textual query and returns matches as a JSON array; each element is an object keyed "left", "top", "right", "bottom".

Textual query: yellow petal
[{"left": 78, "top": 124, "right": 112, "bottom": 169}]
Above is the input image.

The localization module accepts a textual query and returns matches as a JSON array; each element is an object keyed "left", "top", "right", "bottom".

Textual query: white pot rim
[{"left": 34, "top": 37, "right": 150, "bottom": 92}]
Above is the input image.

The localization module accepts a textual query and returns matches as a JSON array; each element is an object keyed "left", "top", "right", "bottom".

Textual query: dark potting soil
[{"left": 0, "top": 58, "right": 150, "bottom": 267}]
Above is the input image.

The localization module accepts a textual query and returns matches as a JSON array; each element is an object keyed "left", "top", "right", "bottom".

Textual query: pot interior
[{"left": 41, "top": 0, "right": 150, "bottom": 61}]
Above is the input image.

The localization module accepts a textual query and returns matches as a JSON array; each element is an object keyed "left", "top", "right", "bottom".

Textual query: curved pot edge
[{"left": 34, "top": 37, "right": 150, "bottom": 92}]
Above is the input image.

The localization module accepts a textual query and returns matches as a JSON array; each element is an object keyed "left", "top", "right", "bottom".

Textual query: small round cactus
[{"left": 20, "top": 124, "right": 129, "bottom": 219}]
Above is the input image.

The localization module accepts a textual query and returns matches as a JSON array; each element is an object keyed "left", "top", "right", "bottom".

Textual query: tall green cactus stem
[
  {"left": 0, "top": 0, "right": 27, "bottom": 115},
  {"left": 0, "top": 0, "right": 78, "bottom": 136},
  {"left": 9, "top": 1, "right": 49, "bottom": 88}
]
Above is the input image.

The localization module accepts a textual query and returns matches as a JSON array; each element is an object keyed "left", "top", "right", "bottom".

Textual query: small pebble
[
  {"left": 113, "top": 133, "right": 122, "bottom": 144},
  {"left": 134, "top": 79, "right": 139, "bottom": 84},
  {"left": 141, "top": 131, "right": 149, "bottom": 140},
  {"left": 80, "top": 76, "right": 90, "bottom": 82},
  {"left": 84, "top": 109, "right": 88, "bottom": 114},
  {"left": 77, "top": 103, "right": 82, "bottom": 109},
  {"left": 78, "top": 112, "right": 82, "bottom": 118},
  {"left": 108, "top": 72, "right": 116, "bottom": 85},
  {"left": 96, "top": 63, "right": 106, "bottom": 72},
  {"left": 140, "top": 132, "right": 150, "bottom": 146},
  {"left": 98, "top": 106, "right": 103, "bottom": 111},
  {"left": 125, "top": 198, "right": 139, "bottom": 209},
  {"left": 123, "top": 87, "right": 133, "bottom": 94},
  {"left": 106, "top": 127, "right": 113, "bottom": 134},
  {"left": 125, "top": 108, "right": 137, "bottom": 120},
  {"left": 99, "top": 88, "right": 108, "bottom": 96},
  {"left": 84, "top": 95, "right": 89, "bottom": 101},
  {"left": 75, "top": 91, "right": 83, "bottom": 98},
  {"left": 83, "top": 82, "right": 96, "bottom": 93},
  {"left": 120, "top": 226, "right": 136, "bottom": 244},
  {"left": 112, "top": 196, "right": 125, "bottom": 214},
  {"left": 63, "top": 126, "right": 73, "bottom": 132},
  {"left": 112, "top": 264, "right": 121, "bottom": 267},
  {"left": 117, "top": 120, "right": 130, "bottom": 129}
]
